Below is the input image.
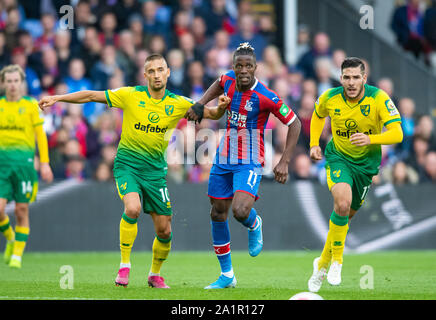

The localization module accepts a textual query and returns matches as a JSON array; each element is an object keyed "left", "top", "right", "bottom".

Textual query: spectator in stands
[
  {"left": 314, "top": 57, "right": 341, "bottom": 96},
  {"left": 128, "top": 14, "right": 145, "bottom": 49},
  {"left": 17, "top": 30, "right": 40, "bottom": 72},
  {"left": 230, "top": 14, "right": 267, "bottom": 61},
  {"left": 93, "top": 111, "right": 119, "bottom": 147},
  {"left": 65, "top": 154, "right": 86, "bottom": 180},
  {"left": 377, "top": 77, "right": 398, "bottom": 106},
  {"left": 173, "top": 10, "right": 191, "bottom": 37},
  {"left": 91, "top": 44, "right": 121, "bottom": 91},
  {"left": 263, "top": 45, "right": 287, "bottom": 81},
  {"left": 54, "top": 30, "right": 74, "bottom": 79},
  {"left": 79, "top": 27, "right": 103, "bottom": 78},
  {"left": 297, "top": 94, "right": 315, "bottom": 152},
  {"left": 34, "top": 13, "right": 56, "bottom": 51},
  {"left": 212, "top": 30, "right": 232, "bottom": 71},
  {"left": 178, "top": 32, "right": 201, "bottom": 64},
  {"left": 204, "top": 48, "right": 221, "bottom": 81},
  {"left": 414, "top": 115, "right": 436, "bottom": 150},
  {"left": 258, "top": 13, "right": 276, "bottom": 45},
  {"left": 114, "top": 0, "right": 141, "bottom": 30},
  {"left": 183, "top": 60, "right": 211, "bottom": 101},
  {"left": 407, "top": 134, "right": 429, "bottom": 175},
  {"left": 291, "top": 153, "right": 317, "bottom": 181},
  {"left": 330, "top": 49, "right": 346, "bottom": 81},
  {"left": 64, "top": 58, "right": 95, "bottom": 122},
  {"left": 297, "top": 32, "right": 332, "bottom": 80},
  {"left": 395, "top": 97, "right": 416, "bottom": 160},
  {"left": 10, "top": 46, "right": 41, "bottom": 97},
  {"left": 287, "top": 67, "right": 304, "bottom": 108},
  {"left": 40, "top": 46, "right": 60, "bottom": 94},
  {"left": 190, "top": 16, "right": 210, "bottom": 57},
  {"left": 200, "top": 0, "right": 229, "bottom": 36},
  {"left": 302, "top": 78, "right": 318, "bottom": 98},
  {"left": 98, "top": 12, "right": 119, "bottom": 48},
  {"left": 296, "top": 24, "right": 311, "bottom": 62},
  {"left": 71, "top": 0, "right": 97, "bottom": 50},
  {"left": 142, "top": 0, "right": 170, "bottom": 44},
  {"left": 424, "top": 0, "right": 436, "bottom": 71},
  {"left": 422, "top": 151, "right": 436, "bottom": 182},
  {"left": 382, "top": 160, "right": 419, "bottom": 185},
  {"left": 0, "top": 31, "right": 10, "bottom": 69},
  {"left": 4, "top": 7, "right": 22, "bottom": 51},
  {"left": 94, "top": 161, "right": 113, "bottom": 182},
  {"left": 100, "top": 144, "right": 117, "bottom": 167},
  {"left": 391, "top": 0, "right": 430, "bottom": 59},
  {"left": 166, "top": 48, "right": 186, "bottom": 95},
  {"left": 148, "top": 34, "right": 167, "bottom": 56},
  {"left": 116, "top": 30, "right": 136, "bottom": 86}
]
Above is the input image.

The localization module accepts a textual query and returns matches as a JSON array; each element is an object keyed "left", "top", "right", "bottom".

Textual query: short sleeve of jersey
[
  {"left": 314, "top": 90, "right": 330, "bottom": 118},
  {"left": 177, "top": 95, "right": 196, "bottom": 112},
  {"left": 219, "top": 70, "right": 235, "bottom": 89},
  {"left": 376, "top": 89, "right": 402, "bottom": 127},
  {"left": 29, "top": 98, "right": 44, "bottom": 127},
  {"left": 269, "top": 95, "right": 297, "bottom": 126},
  {"left": 105, "top": 87, "right": 132, "bottom": 109}
]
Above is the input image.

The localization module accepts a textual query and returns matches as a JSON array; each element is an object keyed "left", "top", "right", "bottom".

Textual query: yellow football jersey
[
  {"left": 105, "top": 86, "right": 194, "bottom": 178},
  {"left": 0, "top": 96, "right": 44, "bottom": 164},
  {"left": 315, "top": 84, "right": 401, "bottom": 173}
]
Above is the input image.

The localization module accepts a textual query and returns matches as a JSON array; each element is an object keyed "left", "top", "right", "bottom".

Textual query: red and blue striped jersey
[{"left": 215, "top": 70, "right": 297, "bottom": 167}]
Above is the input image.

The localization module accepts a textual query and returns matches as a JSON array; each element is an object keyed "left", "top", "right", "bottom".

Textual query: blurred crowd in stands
[
  {"left": 0, "top": 0, "right": 435, "bottom": 185},
  {"left": 391, "top": 0, "right": 436, "bottom": 73}
]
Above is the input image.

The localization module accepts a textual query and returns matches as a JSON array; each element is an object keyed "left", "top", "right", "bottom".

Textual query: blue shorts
[{"left": 207, "top": 164, "right": 262, "bottom": 200}]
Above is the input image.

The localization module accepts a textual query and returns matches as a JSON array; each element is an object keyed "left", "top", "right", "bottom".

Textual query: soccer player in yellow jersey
[
  {"left": 307, "top": 58, "right": 403, "bottom": 292},
  {"left": 39, "top": 54, "right": 230, "bottom": 288},
  {"left": 0, "top": 65, "right": 53, "bottom": 269}
]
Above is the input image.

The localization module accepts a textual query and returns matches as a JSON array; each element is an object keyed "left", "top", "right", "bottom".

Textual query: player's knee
[
  {"left": 231, "top": 203, "right": 251, "bottom": 221},
  {"left": 210, "top": 203, "right": 228, "bottom": 221},
  {"left": 335, "top": 199, "right": 351, "bottom": 216},
  {"left": 156, "top": 226, "right": 171, "bottom": 240},
  {"left": 124, "top": 203, "right": 141, "bottom": 219}
]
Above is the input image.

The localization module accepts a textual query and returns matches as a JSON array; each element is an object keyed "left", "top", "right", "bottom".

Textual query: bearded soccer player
[
  {"left": 307, "top": 57, "right": 403, "bottom": 292},
  {"left": 0, "top": 65, "right": 53, "bottom": 269},
  {"left": 39, "top": 54, "right": 229, "bottom": 288},
  {"left": 185, "top": 43, "right": 301, "bottom": 289}
]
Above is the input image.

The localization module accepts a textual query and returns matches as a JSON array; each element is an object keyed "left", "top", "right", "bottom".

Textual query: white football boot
[
  {"left": 327, "top": 261, "right": 342, "bottom": 286},
  {"left": 308, "top": 257, "right": 327, "bottom": 293}
]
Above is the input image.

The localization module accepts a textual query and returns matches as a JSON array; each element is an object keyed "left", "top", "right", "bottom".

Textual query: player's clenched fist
[
  {"left": 38, "top": 95, "right": 58, "bottom": 110},
  {"left": 218, "top": 95, "right": 231, "bottom": 110},
  {"left": 310, "top": 146, "right": 323, "bottom": 161}
]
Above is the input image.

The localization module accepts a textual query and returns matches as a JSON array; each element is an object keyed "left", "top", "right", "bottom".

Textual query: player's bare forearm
[
  {"left": 39, "top": 90, "right": 106, "bottom": 110},
  {"left": 273, "top": 117, "right": 301, "bottom": 184},
  {"left": 203, "top": 107, "right": 226, "bottom": 120},
  {"left": 280, "top": 117, "right": 301, "bottom": 164},
  {"left": 197, "top": 79, "right": 224, "bottom": 105}
]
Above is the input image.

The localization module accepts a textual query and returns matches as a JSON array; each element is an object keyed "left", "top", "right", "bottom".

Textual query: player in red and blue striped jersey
[{"left": 185, "top": 43, "right": 301, "bottom": 289}]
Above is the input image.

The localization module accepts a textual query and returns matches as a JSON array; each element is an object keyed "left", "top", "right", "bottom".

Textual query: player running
[
  {"left": 185, "top": 43, "right": 301, "bottom": 289},
  {"left": 39, "top": 54, "right": 229, "bottom": 288},
  {"left": 0, "top": 64, "right": 53, "bottom": 269},
  {"left": 307, "top": 57, "right": 403, "bottom": 292}
]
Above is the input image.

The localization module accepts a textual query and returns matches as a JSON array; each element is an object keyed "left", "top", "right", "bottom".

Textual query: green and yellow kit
[
  {"left": 105, "top": 86, "right": 194, "bottom": 215},
  {"left": 314, "top": 85, "right": 402, "bottom": 210}
]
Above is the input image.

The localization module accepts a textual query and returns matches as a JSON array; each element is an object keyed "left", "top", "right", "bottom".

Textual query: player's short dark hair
[
  {"left": 144, "top": 53, "right": 167, "bottom": 69},
  {"left": 341, "top": 57, "right": 365, "bottom": 73},
  {"left": 233, "top": 42, "right": 256, "bottom": 63}
]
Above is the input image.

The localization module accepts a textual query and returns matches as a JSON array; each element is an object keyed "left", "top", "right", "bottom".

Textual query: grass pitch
[{"left": 0, "top": 250, "right": 435, "bottom": 300}]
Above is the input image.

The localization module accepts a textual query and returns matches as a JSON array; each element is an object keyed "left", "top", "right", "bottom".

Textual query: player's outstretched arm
[
  {"left": 273, "top": 117, "right": 301, "bottom": 184},
  {"left": 39, "top": 90, "right": 107, "bottom": 110},
  {"left": 203, "top": 95, "right": 231, "bottom": 120},
  {"left": 309, "top": 111, "right": 326, "bottom": 161},
  {"left": 184, "top": 79, "right": 224, "bottom": 122}
]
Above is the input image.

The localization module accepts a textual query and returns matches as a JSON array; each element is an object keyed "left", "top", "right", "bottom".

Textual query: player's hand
[
  {"left": 310, "top": 146, "right": 323, "bottom": 161},
  {"left": 218, "top": 95, "right": 231, "bottom": 110},
  {"left": 40, "top": 162, "right": 54, "bottom": 183},
  {"left": 38, "top": 95, "right": 58, "bottom": 111},
  {"left": 184, "top": 107, "right": 199, "bottom": 121},
  {"left": 350, "top": 133, "right": 370, "bottom": 146},
  {"left": 273, "top": 160, "right": 289, "bottom": 184}
]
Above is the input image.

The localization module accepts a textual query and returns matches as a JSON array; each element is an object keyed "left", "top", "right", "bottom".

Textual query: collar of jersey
[
  {"left": 142, "top": 86, "right": 169, "bottom": 104},
  {"left": 340, "top": 84, "right": 368, "bottom": 109}
]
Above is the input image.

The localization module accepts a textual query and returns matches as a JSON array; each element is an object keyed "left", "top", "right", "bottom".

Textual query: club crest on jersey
[
  {"left": 244, "top": 100, "right": 253, "bottom": 112},
  {"left": 385, "top": 99, "right": 399, "bottom": 116},
  {"left": 165, "top": 105, "right": 174, "bottom": 116},
  {"left": 360, "top": 104, "right": 370, "bottom": 116}
]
